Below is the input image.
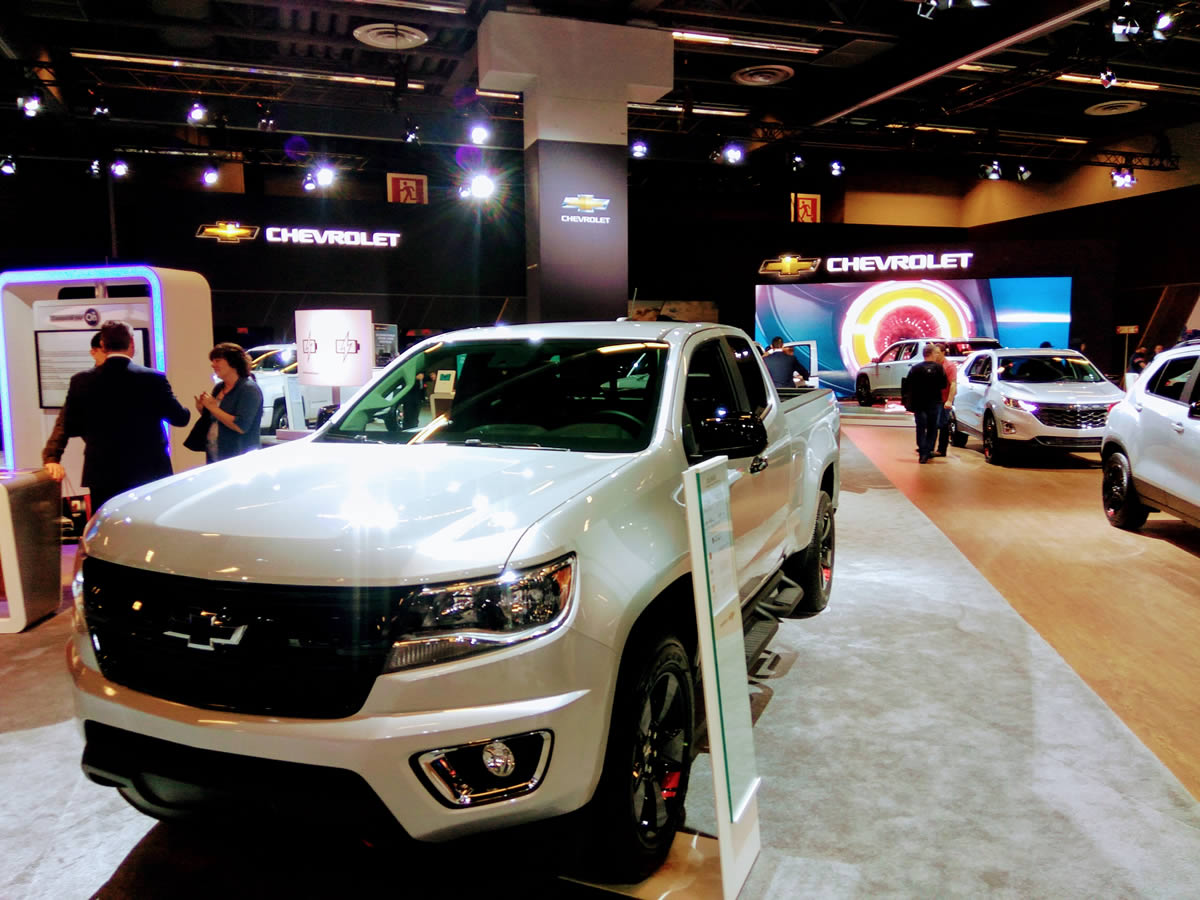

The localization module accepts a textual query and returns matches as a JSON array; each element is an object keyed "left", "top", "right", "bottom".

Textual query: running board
[{"left": 744, "top": 612, "right": 779, "bottom": 671}]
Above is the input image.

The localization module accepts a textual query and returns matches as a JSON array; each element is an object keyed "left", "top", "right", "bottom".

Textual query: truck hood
[
  {"left": 999, "top": 381, "right": 1124, "bottom": 404},
  {"left": 85, "top": 441, "right": 632, "bottom": 585}
]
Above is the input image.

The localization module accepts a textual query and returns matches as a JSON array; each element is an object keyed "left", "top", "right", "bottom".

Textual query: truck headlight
[{"left": 383, "top": 555, "right": 574, "bottom": 672}]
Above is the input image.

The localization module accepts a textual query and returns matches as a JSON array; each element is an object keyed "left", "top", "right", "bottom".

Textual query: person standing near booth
[
  {"left": 42, "top": 331, "right": 105, "bottom": 482},
  {"left": 191, "top": 343, "right": 263, "bottom": 463},
  {"left": 60, "top": 320, "right": 191, "bottom": 510}
]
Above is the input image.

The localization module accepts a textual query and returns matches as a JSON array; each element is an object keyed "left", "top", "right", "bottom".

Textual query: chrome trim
[{"left": 417, "top": 730, "right": 554, "bottom": 807}]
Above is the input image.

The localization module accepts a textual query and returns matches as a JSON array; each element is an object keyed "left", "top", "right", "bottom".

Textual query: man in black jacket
[
  {"left": 906, "top": 345, "right": 948, "bottom": 464},
  {"left": 61, "top": 321, "right": 191, "bottom": 510}
]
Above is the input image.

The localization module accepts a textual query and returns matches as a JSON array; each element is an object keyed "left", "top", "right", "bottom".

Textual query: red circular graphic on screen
[{"left": 875, "top": 306, "right": 941, "bottom": 349}]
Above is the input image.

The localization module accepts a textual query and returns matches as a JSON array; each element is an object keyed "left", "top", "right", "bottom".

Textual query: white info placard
[{"left": 683, "top": 456, "right": 761, "bottom": 900}]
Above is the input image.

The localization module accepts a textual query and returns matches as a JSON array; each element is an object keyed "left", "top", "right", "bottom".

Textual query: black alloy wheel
[
  {"left": 982, "top": 413, "right": 1007, "bottom": 466},
  {"left": 1102, "top": 451, "right": 1150, "bottom": 530},
  {"left": 856, "top": 375, "right": 874, "bottom": 407},
  {"left": 787, "top": 490, "right": 835, "bottom": 617},
  {"left": 582, "top": 634, "right": 693, "bottom": 883},
  {"left": 949, "top": 411, "right": 969, "bottom": 448}
]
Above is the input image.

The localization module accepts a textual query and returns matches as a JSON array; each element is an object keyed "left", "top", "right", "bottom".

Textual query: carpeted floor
[{"left": 2, "top": 437, "right": 1198, "bottom": 898}]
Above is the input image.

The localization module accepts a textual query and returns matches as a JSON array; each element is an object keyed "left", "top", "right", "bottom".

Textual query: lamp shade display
[{"left": 294, "top": 308, "right": 374, "bottom": 386}]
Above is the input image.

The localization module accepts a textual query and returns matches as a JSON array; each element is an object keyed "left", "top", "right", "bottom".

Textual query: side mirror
[
  {"left": 1189, "top": 401, "right": 1200, "bottom": 420},
  {"left": 689, "top": 414, "right": 768, "bottom": 462}
]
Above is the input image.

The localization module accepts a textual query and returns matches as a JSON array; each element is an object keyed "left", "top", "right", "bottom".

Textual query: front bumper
[
  {"left": 68, "top": 627, "right": 615, "bottom": 841},
  {"left": 993, "top": 408, "right": 1105, "bottom": 450}
]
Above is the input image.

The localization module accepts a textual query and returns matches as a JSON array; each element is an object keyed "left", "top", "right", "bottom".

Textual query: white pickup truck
[{"left": 68, "top": 321, "right": 840, "bottom": 882}]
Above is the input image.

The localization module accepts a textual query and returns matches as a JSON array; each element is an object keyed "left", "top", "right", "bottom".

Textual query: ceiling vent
[
  {"left": 732, "top": 64, "right": 795, "bottom": 86},
  {"left": 352, "top": 23, "right": 429, "bottom": 51},
  {"left": 1084, "top": 99, "right": 1147, "bottom": 116}
]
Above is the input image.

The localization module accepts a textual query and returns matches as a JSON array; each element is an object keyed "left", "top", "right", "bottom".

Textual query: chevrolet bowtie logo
[
  {"left": 759, "top": 255, "right": 822, "bottom": 278},
  {"left": 196, "top": 222, "right": 260, "bottom": 243},
  {"left": 164, "top": 612, "right": 247, "bottom": 651},
  {"left": 562, "top": 194, "right": 611, "bottom": 213}
]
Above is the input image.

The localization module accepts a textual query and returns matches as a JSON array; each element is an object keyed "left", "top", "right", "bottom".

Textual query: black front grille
[
  {"left": 1032, "top": 403, "right": 1110, "bottom": 429},
  {"left": 1035, "top": 435, "right": 1102, "bottom": 449},
  {"left": 83, "top": 557, "right": 416, "bottom": 719}
]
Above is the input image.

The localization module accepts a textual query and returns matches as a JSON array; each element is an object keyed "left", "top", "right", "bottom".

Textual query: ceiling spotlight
[
  {"left": 979, "top": 159, "right": 1002, "bottom": 180},
  {"left": 302, "top": 171, "right": 318, "bottom": 192},
  {"left": 87, "top": 159, "right": 101, "bottom": 179},
  {"left": 315, "top": 165, "right": 336, "bottom": 187},
  {"left": 19, "top": 92, "right": 42, "bottom": 117},
  {"left": 1112, "top": 2, "right": 1140, "bottom": 41},
  {"left": 830, "top": 160, "right": 845, "bottom": 176},
  {"left": 404, "top": 115, "right": 420, "bottom": 144},
  {"left": 721, "top": 142, "right": 745, "bottom": 164},
  {"left": 460, "top": 172, "right": 496, "bottom": 200},
  {"left": 187, "top": 100, "right": 208, "bottom": 124},
  {"left": 915, "top": 1, "right": 938, "bottom": 19},
  {"left": 0, "top": 156, "right": 15, "bottom": 176},
  {"left": 630, "top": 139, "right": 648, "bottom": 159},
  {"left": 202, "top": 166, "right": 219, "bottom": 187},
  {"left": 469, "top": 122, "right": 490, "bottom": 145},
  {"left": 791, "top": 153, "right": 806, "bottom": 172},
  {"left": 1152, "top": 10, "right": 1175, "bottom": 40},
  {"left": 1100, "top": 68, "right": 1118, "bottom": 89},
  {"left": 92, "top": 103, "right": 110, "bottom": 117},
  {"left": 1016, "top": 164, "right": 1032, "bottom": 182},
  {"left": 1111, "top": 166, "right": 1137, "bottom": 188},
  {"left": 109, "top": 160, "right": 129, "bottom": 178},
  {"left": 257, "top": 105, "right": 276, "bottom": 131}
]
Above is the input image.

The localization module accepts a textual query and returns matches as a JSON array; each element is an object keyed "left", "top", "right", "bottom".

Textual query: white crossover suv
[
  {"left": 855, "top": 337, "right": 1000, "bottom": 406},
  {"left": 1101, "top": 340, "right": 1200, "bottom": 530},
  {"left": 949, "top": 348, "right": 1124, "bottom": 465}
]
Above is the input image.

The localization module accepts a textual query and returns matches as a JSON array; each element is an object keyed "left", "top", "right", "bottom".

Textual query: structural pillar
[{"left": 478, "top": 12, "right": 673, "bottom": 322}]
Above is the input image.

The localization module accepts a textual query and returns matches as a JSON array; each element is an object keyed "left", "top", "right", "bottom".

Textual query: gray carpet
[{"left": 2, "top": 439, "right": 1199, "bottom": 898}]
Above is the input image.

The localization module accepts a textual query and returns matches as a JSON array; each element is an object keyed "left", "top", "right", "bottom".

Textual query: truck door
[
  {"left": 960, "top": 352, "right": 993, "bottom": 433},
  {"left": 1137, "top": 352, "right": 1200, "bottom": 507}
]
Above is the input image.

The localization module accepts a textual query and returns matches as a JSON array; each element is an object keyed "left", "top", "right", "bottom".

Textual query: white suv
[
  {"left": 855, "top": 337, "right": 1000, "bottom": 406},
  {"left": 950, "top": 348, "right": 1124, "bottom": 465},
  {"left": 1101, "top": 340, "right": 1200, "bottom": 529}
]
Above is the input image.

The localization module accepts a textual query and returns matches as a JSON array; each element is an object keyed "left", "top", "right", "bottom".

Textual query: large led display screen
[{"left": 755, "top": 277, "right": 1071, "bottom": 397}]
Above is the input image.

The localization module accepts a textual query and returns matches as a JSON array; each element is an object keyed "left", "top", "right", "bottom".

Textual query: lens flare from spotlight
[
  {"left": 315, "top": 166, "right": 335, "bottom": 187},
  {"left": 110, "top": 160, "right": 129, "bottom": 178},
  {"left": 469, "top": 174, "right": 496, "bottom": 199},
  {"left": 470, "top": 124, "right": 490, "bottom": 145},
  {"left": 202, "top": 167, "right": 219, "bottom": 186},
  {"left": 20, "top": 95, "right": 41, "bottom": 117},
  {"left": 631, "top": 140, "right": 648, "bottom": 159},
  {"left": 188, "top": 101, "right": 208, "bottom": 123},
  {"left": 284, "top": 135, "right": 311, "bottom": 162},
  {"left": 722, "top": 143, "right": 744, "bottom": 164}
]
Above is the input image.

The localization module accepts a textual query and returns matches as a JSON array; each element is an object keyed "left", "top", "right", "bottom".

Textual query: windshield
[
  {"left": 317, "top": 337, "right": 669, "bottom": 452},
  {"left": 997, "top": 355, "right": 1105, "bottom": 383},
  {"left": 944, "top": 339, "right": 1000, "bottom": 357},
  {"left": 251, "top": 348, "right": 295, "bottom": 371}
]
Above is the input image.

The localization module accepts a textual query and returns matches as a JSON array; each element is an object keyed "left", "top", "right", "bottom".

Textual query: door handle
[
  {"left": 749, "top": 455, "right": 769, "bottom": 474},
  {"left": 1172, "top": 422, "right": 1185, "bottom": 433},
  {"left": 1134, "top": 403, "right": 1143, "bottom": 412}
]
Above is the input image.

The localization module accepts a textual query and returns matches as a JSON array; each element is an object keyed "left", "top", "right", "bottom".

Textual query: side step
[{"left": 743, "top": 611, "right": 779, "bottom": 670}]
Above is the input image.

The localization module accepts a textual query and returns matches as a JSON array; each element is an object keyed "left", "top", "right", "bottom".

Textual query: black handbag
[{"left": 183, "top": 409, "right": 212, "bottom": 452}]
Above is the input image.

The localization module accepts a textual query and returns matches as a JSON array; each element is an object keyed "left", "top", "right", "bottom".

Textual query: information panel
[
  {"left": 34, "top": 328, "right": 149, "bottom": 408},
  {"left": 683, "top": 456, "right": 761, "bottom": 900}
]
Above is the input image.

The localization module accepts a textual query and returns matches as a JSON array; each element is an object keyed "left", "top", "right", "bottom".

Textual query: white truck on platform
[{"left": 68, "top": 320, "right": 840, "bottom": 882}]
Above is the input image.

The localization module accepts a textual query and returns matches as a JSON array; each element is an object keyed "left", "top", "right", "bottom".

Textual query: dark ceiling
[{"left": 2, "top": 0, "right": 1199, "bottom": 183}]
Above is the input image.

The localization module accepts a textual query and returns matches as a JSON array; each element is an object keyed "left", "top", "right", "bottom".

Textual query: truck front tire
[
  {"left": 581, "top": 633, "right": 694, "bottom": 883},
  {"left": 1103, "top": 451, "right": 1150, "bottom": 530}
]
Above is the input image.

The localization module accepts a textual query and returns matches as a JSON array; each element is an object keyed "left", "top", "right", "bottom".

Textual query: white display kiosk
[{"left": 0, "top": 266, "right": 215, "bottom": 484}]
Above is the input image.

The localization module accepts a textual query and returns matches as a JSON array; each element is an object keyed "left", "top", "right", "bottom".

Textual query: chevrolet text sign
[
  {"left": 826, "top": 251, "right": 973, "bottom": 274},
  {"left": 266, "top": 227, "right": 401, "bottom": 247}
]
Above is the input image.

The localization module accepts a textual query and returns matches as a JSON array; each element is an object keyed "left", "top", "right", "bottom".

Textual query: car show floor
[{"left": 2, "top": 436, "right": 1199, "bottom": 898}]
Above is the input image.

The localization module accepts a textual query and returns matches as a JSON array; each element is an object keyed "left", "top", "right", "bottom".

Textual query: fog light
[
  {"left": 482, "top": 740, "right": 515, "bottom": 777},
  {"left": 413, "top": 730, "right": 552, "bottom": 808},
  {"left": 1003, "top": 421, "right": 1017, "bottom": 434}
]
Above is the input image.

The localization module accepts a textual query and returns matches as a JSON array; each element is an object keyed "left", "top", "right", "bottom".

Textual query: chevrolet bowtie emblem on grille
[
  {"left": 196, "top": 222, "right": 260, "bottom": 243},
  {"left": 562, "top": 194, "right": 610, "bottom": 213},
  {"left": 759, "top": 255, "right": 822, "bottom": 278},
  {"left": 165, "top": 613, "right": 247, "bottom": 651}
]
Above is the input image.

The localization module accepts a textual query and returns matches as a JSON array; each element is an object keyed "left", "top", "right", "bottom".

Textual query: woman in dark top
[{"left": 193, "top": 343, "right": 264, "bottom": 462}]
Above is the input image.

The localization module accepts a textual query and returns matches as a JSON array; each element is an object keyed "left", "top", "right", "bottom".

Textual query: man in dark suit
[{"left": 61, "top": 320, "right": 191, "bottom": 511}]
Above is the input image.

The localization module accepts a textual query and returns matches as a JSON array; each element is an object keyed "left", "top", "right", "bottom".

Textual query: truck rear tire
[
  {"left": 785, "top": 490, "right": 834, "bottom": 617},
  {"left": 579, "top": 633, "right": 693, "bottom": 883},
  {"left": 269, "top": 401, "right": 288, "bottom": 435}
]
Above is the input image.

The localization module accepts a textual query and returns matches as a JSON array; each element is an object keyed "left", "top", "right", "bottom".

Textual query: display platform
[
  {"left": 837, "top": 398, "right": 912, "bottom": 427},
  {"left": 561, "top": 830, "right": 723, "bottom": 898}
]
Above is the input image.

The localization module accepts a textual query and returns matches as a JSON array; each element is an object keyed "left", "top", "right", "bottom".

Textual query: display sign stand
[{"left": 682, "top": 456, "right": 762, "bottom": 900}]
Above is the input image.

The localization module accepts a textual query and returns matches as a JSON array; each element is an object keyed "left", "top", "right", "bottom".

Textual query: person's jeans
[
  {"left": 937, "top": 404, "right": 951, "bottom": 454},
  {"left": 914, "top": 403, "right": 941, "bottom": 459}
]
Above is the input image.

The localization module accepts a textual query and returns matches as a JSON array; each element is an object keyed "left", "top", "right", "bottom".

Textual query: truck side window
[
  {"left": 897, "top": 342, "right": 918, "bottom": 361},
  {"left": 878, "top": 345, "right": 900, "bottom": 363},
  {"left": 726, "top": 336, "right": 768, "bottom": 412},
  {"left": 1146, "top": 354, "right": 1199, "bottom": 403},
  {"left": 684, "top": 340, "right": 740, "bottom": 426}
]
